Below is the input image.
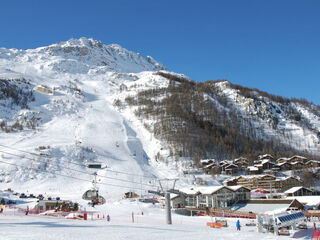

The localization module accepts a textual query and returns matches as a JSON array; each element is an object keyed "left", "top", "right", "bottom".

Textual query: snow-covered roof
[
  {"left": 291, "top": 162, "right": 304, "bottom": 165},
  {"left": 277, "top": 162, "right": 290, "bottom": 166},
  {"left": 203, "top": 163, "right": 217, "bottom": 169},
  {"left": 286, "top": 196, "right": 320, "bottom": 207},
  {"left": 306, "top": 160, "right": 320, "bottom": 164},
  {"left": 284, "top": 186, "right": 304, "bottom": 194},
  {"left": 197, "top": 186, "right": 224, "bottom": 195},
  {"left": 261, "top": 159, "right": 273, "bottom": 164},
  {"left": 179, "top": 185, "right": 236, "bottom": 195},
  {"left": 275, "top": 176, "right": 301, "bottom": 182},
  {"left": 200, "top": 159, "right": 215, "bottom": 164},
  {"left": 258, "top": 154, "right": 274, "bottom": 159},
  {"left": 277, "top": 157, "right": 290, "bottom": 161},
  {"left": 179, "top": 187, "right": 200, "bottom": 195},
  {"left": 223, "top": 176, "right": 240, "bottom": 183},
  {"left": 180, "top": 185, "right": 249, "bottom": 195},
  {"left": 225, "top": 163, "right": 238, "bottom": 168},
  {"left": 248, "top": 166, "right": 259, "bottom": 171},
  {"left": 231, "top": 203, "right": 291, "bottom": 214},
  {"left": 228, "top": 186, "right": 250, "bottom": 191},
  {"left": 234, "top": 157, "right": 248, "bottom": 162},
  {"left": 290, "top": 155, "right": 307, "bottom": 160}
]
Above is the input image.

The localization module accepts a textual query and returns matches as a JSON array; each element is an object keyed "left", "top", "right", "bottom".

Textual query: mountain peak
[
  {"left": 54, "top": 37, "right": 104, "bottom": 50},
  {"left": 0, "top": 37, "right": 167, "bottom": 74}
]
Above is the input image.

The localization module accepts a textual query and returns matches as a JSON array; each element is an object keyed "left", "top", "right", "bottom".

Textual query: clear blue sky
[{"left": 1, "top": 0, "right": 319, "bottom": 104}]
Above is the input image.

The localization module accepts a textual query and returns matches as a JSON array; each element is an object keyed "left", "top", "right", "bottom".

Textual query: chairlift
[
  {"left": 82, "top": 172, "right": 106, "bottom": 206},
  {"left": 82, "top": 189, "right": 98, "bottom": 200}
]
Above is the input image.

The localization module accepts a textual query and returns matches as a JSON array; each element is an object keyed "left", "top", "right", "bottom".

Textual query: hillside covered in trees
[{"left": 122, "top": 72, "right": 320, "bottom": 162}]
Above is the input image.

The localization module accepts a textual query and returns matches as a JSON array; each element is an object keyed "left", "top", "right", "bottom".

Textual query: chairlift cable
[
  {"left": 0, "top": 149, "right": 157, "bottom": 187},
  {"left": 0, "top": 159, "right": 155, "bottom": 192},
  {"left": 0, "top": 144, "right": 157, "bottom": 179}
]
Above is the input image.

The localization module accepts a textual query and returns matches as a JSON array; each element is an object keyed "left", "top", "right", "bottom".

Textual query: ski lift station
[{"left": 257, "top": 211, "right": 305, "bottom": 235}]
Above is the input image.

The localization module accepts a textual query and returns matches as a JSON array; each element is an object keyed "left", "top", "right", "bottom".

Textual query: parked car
[{"left": 28, "top": 194, "right": 36, "bottom": 198}]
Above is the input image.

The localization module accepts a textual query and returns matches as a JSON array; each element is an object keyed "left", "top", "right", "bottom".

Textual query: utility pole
[
  {"left": 165, "top": 192, "right": 172, "bottom": 224},
  {"left": 149, "top": 178, "right": 177, "bottom": 225}
]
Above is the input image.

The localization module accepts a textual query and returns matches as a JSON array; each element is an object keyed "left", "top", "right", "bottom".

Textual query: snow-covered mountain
[
  {"left": 0, "top": 38, "right": 202, "bottom": 203},
  {"left": 0, "top": 38, "right": 319, "bottom": 202}
]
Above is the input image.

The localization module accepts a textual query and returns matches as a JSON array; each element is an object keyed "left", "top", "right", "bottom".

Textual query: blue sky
[{"left": 1, "top": 0, "right": 319, "bottom": 104}]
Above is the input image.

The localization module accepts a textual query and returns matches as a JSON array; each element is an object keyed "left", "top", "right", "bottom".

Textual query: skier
[
  {"left": 236, "top": 219, "right": 241, "bottom": 231},
  {"left": 107, "top": 214, "right": 110, "bottom": 222},
  {"left": 25, "top": 206, "right": 29, "bottom": 216}
]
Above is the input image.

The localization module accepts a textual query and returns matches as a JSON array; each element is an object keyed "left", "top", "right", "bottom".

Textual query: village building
[
  {"left": 224, "top": 163, "right": 238, "bottom": 175},
  {"left": 305, "top": 160, "right": 320, "bottom": 168},
  {"left": 228, "top": 175, "right": 302, "bottom": 192},
  {"left": 289, "top": 155, "right": 308, "bottom": 164},
  {"left": 223, "top": 177, "right": 240, "bottom": 186},
  {"left": 275, "top": 176, "right": 303, "bottom": 192},
  {"left": 276, "top": 157, "right": 290, "bottom": 164},
  {"left": 258, "top": 154, "right": 274, "bottom": 162},
  {"left": 200, "top": 159, "right": 215, "bottom": 167},
  {"left": 247, "top": 166, "right": 261, "bottom": 175},
  {"left": 231, "top": 199, "right": 304, "bottom": 214},
  {"left": 171, "top": 185, "right": 251, "bottom": 210},
  {"left": 202, "top": 162, "right": 220, "bottom": 174},
  {"left": 284, "top": 186, "right": 314, "bottom": 197},
  {"left": 286, "top": 196, "right": 320, "bottom": 210},
  {"left": 35, "top": 200, "right": 73, "bottom": 211},
  {"left": 291, "top": 161, "right": 305, "bottom": 170},
  {"left": 277, "top": 162, "right": 292, "bottom": 171},
  {"left": 219, "top": 160, "right": 233, "bottom": 172},
  {"left": 234, "top": 157, "right": 249, "bottom": 169},
  {"left": 260, "top": 160, "right": 276, "bottom": 170}
]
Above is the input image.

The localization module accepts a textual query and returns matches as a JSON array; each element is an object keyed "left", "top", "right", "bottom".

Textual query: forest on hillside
[{"left": 123, "top": 72, "right": 319, "bottom": 163}]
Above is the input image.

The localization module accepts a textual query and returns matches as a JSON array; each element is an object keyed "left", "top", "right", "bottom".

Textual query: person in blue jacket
[{"left": 236, "top": 219, "right": 241, "bottom": 231}]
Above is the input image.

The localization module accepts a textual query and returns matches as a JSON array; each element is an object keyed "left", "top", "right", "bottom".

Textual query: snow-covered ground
[
  {"left": 0, "top": 190, "right": 315, "bottom": 240},
  {"left": 0, "top": 201, "right": 315, "bottom": 240},
  {"left": 0, "top": 38, "right": 319, "bottom": 239}
]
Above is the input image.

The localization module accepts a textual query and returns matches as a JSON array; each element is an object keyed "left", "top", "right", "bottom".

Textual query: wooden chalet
[
  {"left": 200, "top": 159, "right": 215, "bottom": 167},
  {"left": 275, "top": 177, "right": 303, "bottom": 192},
  {"left": 234, "top": 157, "right": 249, "bottom": 169},
  {"left": 258, "top": 154, "right": 274, "bottom": 162},
  {"left": 276, "top": 157, "right": 290, "bottom": 164},
  {"left": 247, "top": 166, "right": 261, "bottom": 175},
  {"left": 232, "top": 175, "right": 302, "bottom": 192},
  {"left": 289, "top": 155, "right": 308, "bottom": 163},
  {"left": 202, "top": 162, "right": 220, "bottom": 174},
  {"left": 223, "top": 177, "right": 240, "bottom": 186},
  {"left": 260, "top": 160, "right": 276, "bottom": 170},
  {"left": 291, "top": 161, "right": 305, "bottom": 170},
  {"left": 224, "top": 163, "right": 238, "bottom": 175},
  {"left": 277, "top": 162, "right": 292, "bottom": 171},
  {"left": 305, "top": 160, "right": 320, "bottom": 168}
]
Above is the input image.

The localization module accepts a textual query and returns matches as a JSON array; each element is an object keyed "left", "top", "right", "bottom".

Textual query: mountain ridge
[{"left": 0, "top": 38, "right": 319, "bottom": 195}]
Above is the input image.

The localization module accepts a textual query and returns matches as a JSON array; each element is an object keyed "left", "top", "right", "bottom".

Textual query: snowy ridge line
[
  {"left": 0, "top": 144, "right": 157, "bottom": 179},
  {"left": 0, "top": 149, "right": 157, "bottom": 188},
  {"left": 0, "top": 159, "right": 156, "bottom": 192}
]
